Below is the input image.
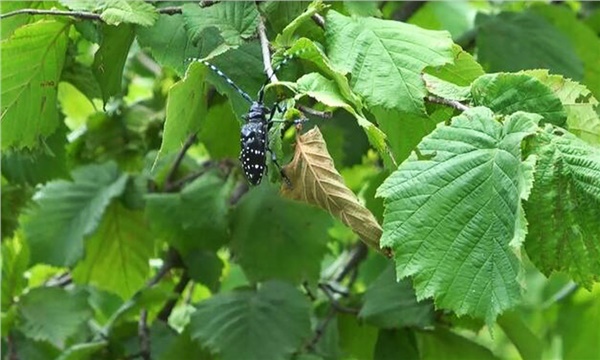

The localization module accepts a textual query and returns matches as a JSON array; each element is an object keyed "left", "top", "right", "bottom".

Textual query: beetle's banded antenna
[
  {"left": 186, "top": 57, "right": 254, "bottom": 105},
  {"left": 257, "top": 48, "right": 309, "bottom": 103}
]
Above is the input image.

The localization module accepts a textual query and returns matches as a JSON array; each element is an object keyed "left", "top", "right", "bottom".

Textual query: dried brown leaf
[{"left": 281, "top": 127, "right": 389, "bottom": 256}]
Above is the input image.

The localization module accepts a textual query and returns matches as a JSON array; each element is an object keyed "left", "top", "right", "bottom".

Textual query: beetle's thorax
[{"left": 247, "top": 101, "right": 268, "bottom": 123}]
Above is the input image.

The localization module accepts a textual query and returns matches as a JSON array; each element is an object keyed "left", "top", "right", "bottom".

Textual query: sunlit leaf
[
  {"left": 100, "top": 0, "right": 157, "bottom": 27},
  {"left": 1, "top": 20, "right": 69, "bottom": 149}
]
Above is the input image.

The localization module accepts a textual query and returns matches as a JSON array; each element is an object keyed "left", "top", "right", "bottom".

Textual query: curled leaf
[{"left": 281, "top": 127, "right": 388, "bottom": 256}]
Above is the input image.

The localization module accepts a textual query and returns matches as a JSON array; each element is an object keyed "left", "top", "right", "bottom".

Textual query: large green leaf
[
  {"left": 183, "top": 1, "right": 259, "bottom": 46},
  {"left": 21, "top": 162, "right": 128, "bottom": 266},
  {"left": 92, "top": 23, "right": 135, "bottom": 103},
  {"left": 471, "top": 73, "right": 566, "bottom": 126},
  {"left": 99, "top": 0, "right": 157, "bottom": 26},
  {"left": 524, "top": 126, "right": 600, "bottom": 288},
  {"left": 231, "top": 185, "right": 331, "bottom": 284},
  {"left": 374, "top": 329, "right": 419, "bottom": 360},
  {"left": 72, "top": 203, "right": 153, "bottom": 299},
  {"left": 475, "top": 11, "right": 583, "bottom": 81},
  {"left": 377, "top": 107, "right": 540, "bottom": 323},
  {"left": 359, "top": 265, "right": 434, "bottom": 329},
  {"left": 556, "top": 287, "right": 600, "bottom": 360},
  {"left": 189, "top": 281, "right": 311, "bottom": 360},
  {"left": 145, "top": 173, "right": 232, "bottom": 253},
  {"left": 156, "top": 61, "right": 208, "bottom": 163},
  {"left": 17, "top": 287, "right": 92, "bottom": 346},
  {"left": 325, "top": 10, "right": 453, "bottom": 114},
  {"left": 1, "top": 20, "right": 69, "bottom": 149}
]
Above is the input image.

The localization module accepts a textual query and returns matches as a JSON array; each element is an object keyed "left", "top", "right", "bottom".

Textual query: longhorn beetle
[{"left": 187, "top": 53, "right": 304, "bottom": 186}]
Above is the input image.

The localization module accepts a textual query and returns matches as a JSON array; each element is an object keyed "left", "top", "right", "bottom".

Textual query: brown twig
[
  {"left": 426, "top": 95, "right": 470, "bottom": 112},
  {"left": 157, "top": 271, "right": 191, "bottom": 322},
  {"left": 164, "top": 133, "right": 198, "bottom": 192},
  {"left": 297, "top": 105, "right": 332, "bottom": 119},
  {"left": 138, "top": 310, "right": 150, "bottom": 360},
  {"left": 305, "top": 308, "right": 336, "bottom": 352}
]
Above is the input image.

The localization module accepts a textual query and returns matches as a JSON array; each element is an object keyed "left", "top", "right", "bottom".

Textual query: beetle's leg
[{"left": 267, "top": 147, "right": 291, "bottom": 187}]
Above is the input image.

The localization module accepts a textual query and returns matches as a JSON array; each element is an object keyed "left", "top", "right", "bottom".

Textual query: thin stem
[
  {"left": 138, "top": 310, "right": 150, "bottom": 360},
  {"left": 426, "top": 95, "right": 470, "bottom": 112},
  {"left": 157, "top": 272, "right": 191, "bottom": 322},
  {"left": 297, "top": 105, "right": 332, "bottom": 119},
  {"left": 0, "top": 8, "right": 101, "bottom": 20},
  {"left": 164, "top": 133, "right": 197, "bottom": 192},
  {"left": 258, "top": 15, "right": 277, "bottom": 82}
]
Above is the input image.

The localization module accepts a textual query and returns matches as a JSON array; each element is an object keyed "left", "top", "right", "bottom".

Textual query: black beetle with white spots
[{"left": 187, "top": 53, "right": 305, "bottom": 186}]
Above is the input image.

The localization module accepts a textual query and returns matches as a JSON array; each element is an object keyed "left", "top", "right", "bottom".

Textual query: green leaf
[
  {"left": 22, "top": 161, "right": 128, "bottom": 267},
  {"left": 198, "top": 99, "right": 240, "bottom": 159},
  {"left": 135, "top": 12, "right": 202, "bottom": 76},
  {"left": 145, "top": 173, "right": 232, "bottom": 253},
  {"left": 293, "top": 71, "right": 396, "bottom": 168},
  {"left": 530, "top": 4, "right": 600, "bottom": 99},
  {"left": 416, "top": 328, "right": 498, "bottom": 360},
  {"left": 374, "top": 329, "right": 419, "bottom": 360},
  {"left": 156, "top": 61, "right": 208, "bottom": 163},
  {"left": 1, "top": 124, "right": 69, "bottom": 186},
  {"left": 338, "top": 313, "right": 378, "bottom": 359},
  {"left": 183, "top": 1, "right": 259, "bottom": 46},
  {"left": 360, "top": 265, "right": 434, "bottom": 329},
  {"left": 99, "top": 0, "right": 157, "bottom": 27},
  {"left": 471, "top": 73, "right": 567, "bottom": 126},
  {"left": 72, "top": 203, "right": 153, "bottom": 299},
  {"left": 275, "top": 1, "right": 326, "bottom": 46},
  {"left": 1, "top": 20, "right": 69, "bottom": 149},
  {"left": 325, "top": 10, "right": 453, "bottom": 114},
  {"left": 1, "top": 235, "right": 29, "bottom": 309},
  {"left": 183, "top": 251, "right": 224, "bottom": 293},
  {"left": 1, "top": 2, "right": 56, "bottom": 40},
  {"left": 523, "top": 69, "right": 600, "bottom": 146},
  {"left": 189, "top": 281, "right": 311, "bottom": 360},
  {"left": 475, "top": 11, "right": 583, "bottom": 81},
  {"left": 556, "top": 287, "right": 600, "bottom": 360},
  {"left": 231, "top": 185, "right": 331, "bottom": 284},
  {"left": 423, "top": 44, "right": 485, "bottom": 101},
  {"left": 92, "top": 23, "right": 135, "bottom": 103},
  {"left": 377, "top": 107, "right": 540, "bottom": 323},
  {"left": 524, "top": 126, "right": 600, "bottom": 288},
  {"left": 17, "top": 287, "right": 92, "bottom": 346}
]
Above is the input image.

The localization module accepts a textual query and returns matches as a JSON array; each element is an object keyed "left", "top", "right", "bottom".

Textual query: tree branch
[
  {"left": 157, "top": 271, "right": 191, "bottom": 322},
  {"left": 257, "top": 15, "right": 277, "bottom": 82},
  {"left": 138, "top": 310, "right": 150, "bottom": 360},
  {"left": 393, "top": 1, "right": 427, "bottom": 22},
  {"left": 426, "top": 95, "right": 470, "bottom": 112},
  {"left": 297, "top": 105, "right": 332, "bottom": 119},
  {"left": 0, "top": 8, "right": 101, "bottom": 20},
  {"left": 164, "top": 133, "right": 197, "bottom": 192}
]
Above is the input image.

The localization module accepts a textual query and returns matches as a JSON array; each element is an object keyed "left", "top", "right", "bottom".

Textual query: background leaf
[
  {"left": 72, "top": 203, "right": 153, "bottom": 299},
  {"left": 231, "top": 185, "right": 331, "bottom": 284},
  {"left": 17, "top": 287, "right": 92, "bottom": 346},
  {"left": 22, "top": 162, "right": 128, "bottom": 266},
  {"left": 99, "top": 0, "right": 157, "bottom": 27},
  {"left": 189, "top": 281, "right": 311, "bottom": 360}
]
